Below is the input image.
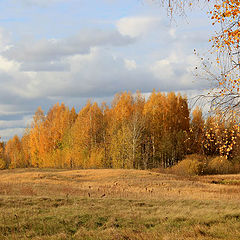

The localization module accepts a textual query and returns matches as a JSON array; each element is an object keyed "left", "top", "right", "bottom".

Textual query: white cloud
[
  {"left": 116, "top": 16, "right": 161, "bottom": 38},
  {"left": 0, "top": 8, "right": 212, "bottom": 139},
  {"left": 150, "top": 51, "right": 208, "bottom": 90},
  {"left": 0, "top": 128, "right": 25, "bottom": 140},
  {"left": 0, "top": 115, "right": 32, "bottom": 129},
  {"left": 0, "top": 28, "right": 12, "bottom": 52},
  {"left": 169, "top": 28, "right": 176, "bottom": 38},
  {"left": 4, "top": 29, "right": 135, "bottom": 71},
  {"left": 19, "top": 48, "right": 154, "bottom": 98},
  {"left": 124, "top": 59, "right": 137, "bottom": 70},
  {"left": 151, "top": 59, "right": 174, "bottom": 79},
  {"left": 21, "top": 61, "right": 70, "bottom": 72},
  {"left": 0, "top": 56, "right": 18, "bottom": 72}
]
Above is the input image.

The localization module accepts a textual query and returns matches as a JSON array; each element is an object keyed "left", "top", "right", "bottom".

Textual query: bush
[
  {"left": 170, "top": 155, "right": 239, "bottom": 176},
  {"left": 207, "top": 156, "right": 234, "bottom": 174},
  {"left": 171, "top": 157, "right": 204, "bottom": 176},
  {"left": 231, "top": 157, "right": 240, "bottom": 173}
]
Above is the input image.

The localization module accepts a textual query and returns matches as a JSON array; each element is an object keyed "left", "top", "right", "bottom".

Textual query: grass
[{"left": 0, "top": 168, "right": 240, "bottom": 239}]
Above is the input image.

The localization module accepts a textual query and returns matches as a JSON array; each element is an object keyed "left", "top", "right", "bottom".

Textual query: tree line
[{"left": 0, "top": 90, "right": 240, "bottom": 171}]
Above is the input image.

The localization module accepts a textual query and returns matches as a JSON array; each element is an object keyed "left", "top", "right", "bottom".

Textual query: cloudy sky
[{"left": 0, "top": 0, "right": 213, "bottom": 140}]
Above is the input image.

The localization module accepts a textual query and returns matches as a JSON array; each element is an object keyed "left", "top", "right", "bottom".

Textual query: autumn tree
[
  {"left": 39, "top": 103, "right": 72, "bottom": 167},
  {"left": 129, "top": 92, "right": 146, "bottom": 169},
  {"left": 160, "top": 93, "right": 190, "bottom": 167},
  {"left": 5, "top": 135, "right": 24, "bottom": 168},
  {"left": 110, "top": 91, "right": 146, "bottom": 169},
  {"left": 0, "top": 137, "right": 5, "bottom": 169},
  {"left": 143, "top": 91, "right": 190, "bottom": 168},
  {"left": 61, "top": 107, "right": 77, "bottom": 168},
  {"left": 148, "top": 1, "right": 240, "bottom": 118},
  {"left": 21, "top": 128, "right": 31, "bottom": 167},
  {"left": 71, "top": 101, "right": 104, "bottom": 168},
  {"left": 203, "top": 116, "right": 218, "bottom": 156},
  {"left": 109, "top": 92, "right": 134, "bottom": 168},
  {"left": 28, "top": 103, "right": 73, "bottom": 168},
  {"left": 6, "top": 90, "right": 240, "bottom": 171},
  {"left": 205, "top": 1, "right": 240, "bottom": 117},
  {"left": 143, "top": 91, "right": 165, "bottom": 168},
  {"left": 189, "top": 106, "right": 205, "bottom": 154},
  {"left": 29, "top": 107, "right": 45, "bottom": 167},
  {"left": 99, "top": 102, "right": 111, "bottom": 168}
]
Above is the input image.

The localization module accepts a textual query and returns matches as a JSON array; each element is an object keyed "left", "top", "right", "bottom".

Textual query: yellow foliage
[
  {"left": 0, "top": 158, "right": 5, "bottom": 169},
  {"left": 2, "top": 90, "right": 240, "bottom": 174},
  {"left": 171, "top": 157, "right": 204, "bottom": 176},
  {"left": 88, "top": 148, "right": 104, "bottom": 169}
]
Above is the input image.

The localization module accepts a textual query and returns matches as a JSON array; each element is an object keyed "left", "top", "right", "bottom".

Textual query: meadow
[{"left": 0, "top": 168, "right": 240, "bottom": 239}]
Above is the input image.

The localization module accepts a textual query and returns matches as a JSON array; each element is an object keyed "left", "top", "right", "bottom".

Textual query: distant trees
[
  {"left": 0, "top": 138, "right": 5, "bottom": 169},
  {"left": 109, "top": 92, "right": 135, "bottom": 168},
  {"left": 143, "top": 91, "right": 190, "bottom": 168},
  {"left": 71, "top": 101, "right": 105, "bottom": 168},
  {"left": 1, "top": 90, "right": 240, "bottom": 170},
  {"left": 189, "top": 106, "right": 204, "bottom": 154},
  {"left": 5, "top": 135, "right": 24, "bottom": 168}
]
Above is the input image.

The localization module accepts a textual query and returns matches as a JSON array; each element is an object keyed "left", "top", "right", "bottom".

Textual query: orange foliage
[
  {"left": 208, "top": 1, "right": 240, "bottom": 115},
  {"left": 2, "top": 90, "right": 240, "bottom": 171}
]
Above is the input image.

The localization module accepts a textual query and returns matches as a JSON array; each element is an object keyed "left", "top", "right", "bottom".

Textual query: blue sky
[{"left": 0, "top": 0, "right": 214, "bottom": 140}]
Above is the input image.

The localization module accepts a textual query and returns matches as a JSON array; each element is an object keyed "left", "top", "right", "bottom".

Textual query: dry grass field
[{"left": 0, "top": 168, "right": 240, "bottom": 239}]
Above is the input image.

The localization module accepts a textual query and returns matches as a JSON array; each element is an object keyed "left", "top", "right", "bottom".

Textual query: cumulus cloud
[
  {"left": 0, "top": 28, "right": 12, "bottom": 52},
  {"left": 0, "top": 115, "right": 32, "bottom": 129},
  {"left": 0, "top": 114, "right": 32, "bottom": 140},
  {"left": 0, "top": 9, "right": 212, "bottom": 139},
  {"left": 151, "top": 59, "right": 174, "bottom": 79},
  {"left": 124, "top": 59, "right": 137, "bottom": 70},
  {"left": 150, "top": 52, "right": 208, "bottom": 91},
  {"left": 20, "top": 61, "right": 70, "bottom": 72},
  {"left": 14, "top": 48, "right": 155, "bottom": 99},
  {"left": 0, "top": 25, "right": 209, "bottom": 106},
  {"left": 116, "top": 16, "right": 161, "bottom": 38},
  {"left": 9, "top": 46, "right": 207, "bottom": 103},
  {"left": 0, "top": 128, "right": 25, "bottom": 140},
  {"left": 4, "top": 30, "right": 135, "bottom": 71}
]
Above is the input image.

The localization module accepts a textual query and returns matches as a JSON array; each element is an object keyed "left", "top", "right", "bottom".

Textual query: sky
[{"left": 0, "top": 0, "right": 214, "bottom": 140}]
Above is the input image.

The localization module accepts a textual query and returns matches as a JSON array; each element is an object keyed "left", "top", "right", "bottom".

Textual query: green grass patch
[{"left": 0, "top": 196, "right": 240, "bottom": 239}]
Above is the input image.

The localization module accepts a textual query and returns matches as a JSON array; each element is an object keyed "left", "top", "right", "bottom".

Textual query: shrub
[
  {"left": 231, "top": 156, "right": 240, "bottom": 173},
  {"left": 171, "top": 157, "right": 204, "bottom": 176},
  {"left": 207, "top": 156, "right": 234, "bottom": 174}
]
